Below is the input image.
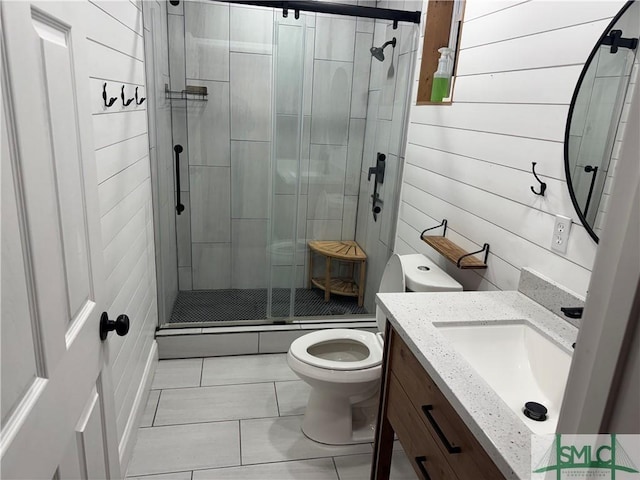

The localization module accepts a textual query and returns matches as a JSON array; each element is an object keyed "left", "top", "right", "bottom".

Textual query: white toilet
[{"left": 287, "top": 253, "right": 462, "bottom": 445}]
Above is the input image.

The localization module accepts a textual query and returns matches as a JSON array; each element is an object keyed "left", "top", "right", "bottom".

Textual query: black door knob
[{"left": 100, "top": 312, "right": 130, "bottom": 341}]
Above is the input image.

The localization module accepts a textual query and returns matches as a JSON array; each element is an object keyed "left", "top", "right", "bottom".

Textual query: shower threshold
[
  {"left": 167, "top": 288, "right": 369, "bottom": 327},
  {"left": 155, "top": 316, "right": 378, "bottom": 358}
]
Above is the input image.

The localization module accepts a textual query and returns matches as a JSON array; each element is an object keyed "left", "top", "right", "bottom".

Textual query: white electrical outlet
[{"left": 551, "top": 215, "right": 572, "bottom": 253}]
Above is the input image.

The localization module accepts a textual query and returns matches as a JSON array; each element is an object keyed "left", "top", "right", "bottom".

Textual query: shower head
[
  {"left": 370, "top": 46, "right": 385, "bottom": 62},
  {"left": 370, "top": 37, "right": 396, "bottom": 62}
]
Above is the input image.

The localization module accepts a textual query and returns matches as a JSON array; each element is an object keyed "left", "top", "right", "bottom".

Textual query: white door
[{"left": 1, "top": 1, "right": 122, "bottom": 478}]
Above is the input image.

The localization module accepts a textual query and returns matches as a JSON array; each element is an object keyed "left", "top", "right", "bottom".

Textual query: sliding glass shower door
[
  {"left": 168, "top": 1, "right": 276, "bottom": 323},
  {"left": 162, "top": 0, "right": 419, "bottom": 325},
  {"left": 267, "top": 16, "right": 308, "bottom": 319}
]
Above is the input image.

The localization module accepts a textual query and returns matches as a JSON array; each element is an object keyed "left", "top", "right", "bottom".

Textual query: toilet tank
[
  {"left": 399, "top": 254, "right": 463, "bottom": 293},
  {"left": 376, "top": 254, "right": 462, "bottom": 332}
]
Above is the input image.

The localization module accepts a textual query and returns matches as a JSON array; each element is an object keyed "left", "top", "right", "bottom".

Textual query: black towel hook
[
  {"left": 530, "top": 162, "right": 547, "bottom": 196},
  {"left": 121, "top": 85, "right": 134, "bottom": 107},
  {"left": 102, "top": 83, "right": 117, "bottom": 108},
  {"left": 135, "top": 86, "right": 146, "bottom": 105}
]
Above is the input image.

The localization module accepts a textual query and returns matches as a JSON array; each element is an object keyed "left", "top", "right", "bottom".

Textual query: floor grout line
[
  {"left": 138, "top": 418, "right": 245, "bottom": 429},
  {"left": 149, "top": 410, "right": 289, "bottom": 429},
  {"left": 236, "top": 450, "right": 374, "bottom": 468},
  {"left": 151, "top": 378, "right": 301, "bottom": 391},
  {"left": 332, "top": 456, "right": 341, "bottom": 480},
  {"left": 176, "top": 453, "right": 373, "bottom": 477},
  {"left": 151, "top": 389, "right": 161, "bottom": 427},
  {"left": 273, "top": 381, "right": 281, "bottom": 417},
  {"left": 238, "top": 420, "right": 243, "bottom": 466}
]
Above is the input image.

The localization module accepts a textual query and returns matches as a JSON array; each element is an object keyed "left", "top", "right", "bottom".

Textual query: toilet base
[{"left": 301, "top": 388, "right": 378, "bottom": 445}]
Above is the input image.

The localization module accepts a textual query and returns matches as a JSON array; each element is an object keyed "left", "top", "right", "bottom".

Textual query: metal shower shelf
[
  {"left": 165, "top": 84, "right": 208, "bottom": 101},
  {"left": 419, "top": 219, "right": 489, "bottom": 269}
]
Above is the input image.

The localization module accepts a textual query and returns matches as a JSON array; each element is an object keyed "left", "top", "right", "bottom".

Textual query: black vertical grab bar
[
  {"left": 583, "top": 165, "right": 598, "bottom": 218},
  {"left": 174, "top": 145, "right": 185, "bottom": 215},
  {"left": 368, "top": 153, "right": 386, "bottom": 221}
]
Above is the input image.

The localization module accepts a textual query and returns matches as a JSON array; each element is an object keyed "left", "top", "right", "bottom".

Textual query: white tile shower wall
[
  {"left": 395, "top": 0, "right": 624, "bottom": 296},
  {"left": 354, "top": 0, "right": 421, "bottom": 312},
  {"left": 230, "top": 6, "right": 274, "bottom": 55},
  {"left": 190, "top": 166, "right": 231, "bottom": 242},
  {"left": 192, "top": 243, "right": 232, "bottom": 289},
  {"left": 230, "top": 52, "right": 273, "bottom": 142},
  {"left": 185, "top": 1, "right": 230, "bottom": 81},
  {"left": 170, "top": 2, "right": 375, "bottom": 291},
  {"left": 593, "top": 53, "right": 639, "bottom": 236},
  {"left": 310, "top": 59, "right": 354, "bottom": 145},
  {"left": 89, "top": 0, "right": 161, "bottom": 471},
  {"left": 231, "top": 219, "right": 269, "bottom": 288},
  {"left": 308, "top": 144, "right": 348, "bottom": 219},
  {"left": 231, "top": 141, "right": 271, "bottom": 219},
  {"left": 187, "top": 80, "right": 231, "bottom": 166}
]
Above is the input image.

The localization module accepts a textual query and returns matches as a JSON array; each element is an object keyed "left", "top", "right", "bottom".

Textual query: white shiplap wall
[
  {"left": 395, "top": 0, "right": 625, "bottom": 296},
  {"left": 86, "top": 0, "right": 158, "bottom": 470}
]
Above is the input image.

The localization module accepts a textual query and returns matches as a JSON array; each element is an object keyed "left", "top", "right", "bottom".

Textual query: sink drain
[{"left": 523, "top": 401, "right": 548, "bottom": 421}]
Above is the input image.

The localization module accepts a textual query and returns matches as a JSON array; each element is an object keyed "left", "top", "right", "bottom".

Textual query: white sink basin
[{"left": 435, "top": 321, "right": 572, "bottom": 434}]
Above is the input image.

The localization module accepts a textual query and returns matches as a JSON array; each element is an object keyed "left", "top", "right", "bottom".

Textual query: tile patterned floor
[{"left": 128, "top": 354, "right": 415, "bottom": 479}]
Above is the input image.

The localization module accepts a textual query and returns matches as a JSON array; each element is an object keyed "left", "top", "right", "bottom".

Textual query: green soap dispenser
[{"left": 430, "top": 47, "right": 453, "bottom": 102}]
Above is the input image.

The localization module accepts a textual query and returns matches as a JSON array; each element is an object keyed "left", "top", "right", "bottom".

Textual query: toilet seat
[{"left": 289, "top": 329, "right": 382, "bottom": 371}]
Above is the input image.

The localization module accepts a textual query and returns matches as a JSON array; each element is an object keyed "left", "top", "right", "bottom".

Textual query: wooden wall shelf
[{"left": 420, "top": 220, "right": 489, "bottom": 269}]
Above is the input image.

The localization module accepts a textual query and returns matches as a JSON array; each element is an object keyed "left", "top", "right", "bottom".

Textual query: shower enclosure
[{"left": 146, "top": 0, "right": 420, "bottom": 326}]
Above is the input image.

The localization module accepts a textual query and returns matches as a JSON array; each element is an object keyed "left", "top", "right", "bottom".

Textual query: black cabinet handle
[
  {"left": 100, "top": 312, "right": 130, "bottom": 341},
  {"left": 174, "top": 145, "right": 185, "bottom": 215},
  {"left": 414, "top": 456, "right": 431, "bottom": 480},
  {"left": 421, "top": 405, "right": 461, "bottom": 454}
]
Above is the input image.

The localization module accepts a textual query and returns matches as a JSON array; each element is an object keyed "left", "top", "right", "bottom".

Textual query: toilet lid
[{"left": 289, "top": 329, "right": 382, "bottom": 371}]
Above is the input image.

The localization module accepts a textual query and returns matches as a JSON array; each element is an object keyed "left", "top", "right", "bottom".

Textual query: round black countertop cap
[{"left": 523, "top": 401, "right": 548, "bottom": 421}]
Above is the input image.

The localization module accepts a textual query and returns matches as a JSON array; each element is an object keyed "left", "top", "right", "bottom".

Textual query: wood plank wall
[
  {"left": 396, "top": 0, "right": 625, "bottom": 295},
  {"left": 85, "top": 0, "right": 158, "bottom": 468}
]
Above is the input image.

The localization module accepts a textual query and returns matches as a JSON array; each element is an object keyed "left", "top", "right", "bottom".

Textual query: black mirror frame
[{"left": 563, "top": 0, "right": 636, "bottom": 244}]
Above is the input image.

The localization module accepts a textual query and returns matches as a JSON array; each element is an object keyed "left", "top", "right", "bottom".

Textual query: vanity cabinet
[{"left": 372, "top": 326, "right": 506, "bottom": 480}]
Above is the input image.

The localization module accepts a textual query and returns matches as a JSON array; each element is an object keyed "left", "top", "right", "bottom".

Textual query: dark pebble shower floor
[{"left": 169, "top": 288, "right": 368, "bottom": 323}]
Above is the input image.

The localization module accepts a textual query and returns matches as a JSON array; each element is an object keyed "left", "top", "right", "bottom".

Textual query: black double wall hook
[
  {"left": 135, "top": 87, "right": 146, "bottom": 105},
  {"left": 530, "top": 162, "right": 547, "bottom": 196},
  {"left": 102, "top": 83, "right": 117, "bottom": 108},
  {"left": 121, "top": 85, "right": 135, "bottom": 107}
]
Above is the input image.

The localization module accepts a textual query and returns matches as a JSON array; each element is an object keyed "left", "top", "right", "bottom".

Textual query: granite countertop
[{"left": 375, "top": 290, "right": 579, "bottom": 480}]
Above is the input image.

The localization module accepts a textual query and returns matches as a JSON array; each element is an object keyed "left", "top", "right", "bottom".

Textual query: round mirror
[{"left": 564, "top": 0, "right": 639, "bottom": 243}]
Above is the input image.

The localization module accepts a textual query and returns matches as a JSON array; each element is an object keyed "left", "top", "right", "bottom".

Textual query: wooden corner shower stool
[{"left": 307, "top": 240, "right": 367, "bottom": 307}]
